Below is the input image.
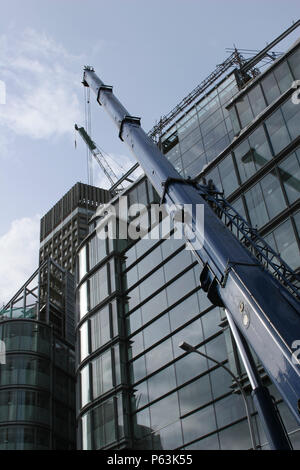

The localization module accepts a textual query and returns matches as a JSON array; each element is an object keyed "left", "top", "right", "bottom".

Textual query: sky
[{"left": 0, "top": 0, "right": 299, "bottom": 304}]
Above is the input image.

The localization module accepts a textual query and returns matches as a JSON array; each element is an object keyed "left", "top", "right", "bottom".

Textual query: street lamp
[{"left": 178, "top": 341, "right": 257, "bottom": 449}]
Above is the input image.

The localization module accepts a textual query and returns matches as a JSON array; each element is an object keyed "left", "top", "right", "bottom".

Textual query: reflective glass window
[
  {"left": 139, "top": 267, "right": 165, "bottom": 300},
  {"left": 231, "top": 197, "right": 247, "bottom": 221},
  {"left": 219, "top": 420, "right": 252, "bottom": 449},
  {"left": 143, "top": 314, "right": 171, "bottom": 350},
  {"left": 153, "top": 420, "right": 183, "bottom": 450},
  {"left": 278, "top": 151, "right": 300, "bottom": 205},
  {"left": 214, "top": 393, "right": 246, "bottom": 428},
  {"left": 235, "top": 95, "right": 253, "bottom": 128},
  {"left": 260, "top": 172, "right": 286, "bottom": 219},
  {"left": 205, "top": 333, "right": 227, "bottom": 362},
  {"left": 80, "top": 365, "right": 90, "bottom": 408},
  {"left": 169, "top": 292, "right": 200, "bottom": 331},
  {"left": 244, "top": 183, "right": 269, "bottom": 228},
  {"left": 248, "top": 84, "right": 266, "bottom": 117},
  {"left": 281, "top": 97, "right": 300, "bottom": 141},
  {"left": 201, "top": 307, "right": 222, "bottom": 339},
  {"left": 288, "top": 47, "right": 300, "bottom": 79},
  {"left": 171, "top": 319, "right": 203, "bottom": 358},
  {"left": 182, "top": 404, "right": 216, "bottom": 443},
  {"left": 132, "top": 355, "right": 146, "bottom": 383},
  {"left": 137, "top": 244, "right": 163, "bottom": 280},
  {"left": 146, "top": 338, "right": 173, "bottom": 375},
  {"left": 163, "top": 249, "right": 193, "bottom": 283},
  {"left": 79, "top": 321, "right": 89, "bottom": 362},
  {"left": 148, "top": 364, "right": 177, "bottom": 402},
  {"left": 78, "top": 246, "right": 87, "bottom": 281},
  {"left": 90, "top": 304, "right": 113, "bottom": 352},
  {"left": 179, "top": 374, "right": 212, "bottom": 415},
  {"left": 150, "top": 392, "right": 180, "bottom": 432},
  {"left": 93, "top": 397, "right": 117, "bottom": 448},
  {"left": 268, "top": 219, "right": 299, "bottom": 270},
  {"left": 78, "top": 282, "right": 88, "bottom": 319},
  {"left": 89, "top": 265, "right": 109, "bottom": 310},
  {"left": 89, "top": 234, "right": 107, "bottom": 269},
  {"left": 166, "top": 268, "right": 197, "bottom": 307},
  {"left": 141, "top": 289, "right": 168, "bottom": 324},
  {"left": 218, "top": 154, "right": 238, "bottom": 196},
  {"left": 184, "top": 433, "right": 220, "bottom": 450},
  {"left": 210, "top": 365, "right": 233, "bottom": 400},
  {"left": 229, "top": 105, "right": 241, "bottom": 135},
  {"left": 261, "top": 73, "right": 280, "bottom": 105},
  {"left": 274, "top": 60, "right": 293, "bottom": 94},
  {"left": 175, "top": 347, "right": 208, "bottom": 386},
  {"left": 265, "top": 108, "right": 291, "bottom": 155},
  {"left": 92, "top": 350, "right": 113, "bottom": 398}
]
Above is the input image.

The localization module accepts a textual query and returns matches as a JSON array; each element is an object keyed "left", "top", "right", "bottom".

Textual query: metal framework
[{"left": 197, "top": 184, "right": 300, "bottom": 299}]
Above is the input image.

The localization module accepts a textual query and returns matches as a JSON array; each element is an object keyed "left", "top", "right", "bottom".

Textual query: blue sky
[{"left": 0, "top": 0, "right": 299, "bottom": 303}]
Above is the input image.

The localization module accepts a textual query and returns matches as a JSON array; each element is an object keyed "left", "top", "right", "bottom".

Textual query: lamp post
[{"left": 178, "top": 341, "right": 257, "bottom": 449}]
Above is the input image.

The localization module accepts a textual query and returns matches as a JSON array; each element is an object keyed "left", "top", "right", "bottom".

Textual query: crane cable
[{"left": 84, "top": 86, "right": 93, "bottom": 186}]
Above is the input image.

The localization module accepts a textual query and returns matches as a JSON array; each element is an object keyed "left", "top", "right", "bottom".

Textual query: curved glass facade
[{"left": 0, "top": 320, "right": 75, "bottom": 449}]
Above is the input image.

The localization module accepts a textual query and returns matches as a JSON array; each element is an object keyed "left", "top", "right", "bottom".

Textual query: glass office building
[
  {"left": 76, "top": 37, "right": 300, "bottom": 450},
  {"left": 0, "top": 314, "right": 75, "bottom": 449}
]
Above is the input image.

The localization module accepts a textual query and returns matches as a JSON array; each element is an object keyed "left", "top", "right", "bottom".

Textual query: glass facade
[
  {"left": 76, "top": 39, "right": 300, "bottom": 450},
  {"left": 0, "top": 320, "right": 75, "bottom": 449}
]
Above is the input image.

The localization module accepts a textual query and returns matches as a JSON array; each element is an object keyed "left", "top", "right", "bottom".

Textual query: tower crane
[{"left": 75, "top": 124, "right": 135, "bottom": 190}]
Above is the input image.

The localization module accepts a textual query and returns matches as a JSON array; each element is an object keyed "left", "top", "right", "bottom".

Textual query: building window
[{"left": 278, "top": 150, "right": 300, "bottom": 205}]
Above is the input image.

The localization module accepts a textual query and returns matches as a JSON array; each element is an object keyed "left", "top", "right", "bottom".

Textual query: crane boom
[
  {"left": 75, "top": 124, "right": 120, "bottom": 187},
  {"left": 82, "top": 67, "right": 300, "bottom": 433}
]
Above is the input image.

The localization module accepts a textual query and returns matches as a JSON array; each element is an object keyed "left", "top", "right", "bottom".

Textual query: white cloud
[
  {"left": 0, "top": 28, "right": 82, "bottom": 142},
  {"left": 0, "top": 215, "right": 40, "bottom": 306}
]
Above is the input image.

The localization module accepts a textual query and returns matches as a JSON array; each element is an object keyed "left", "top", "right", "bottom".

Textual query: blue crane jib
[{"left": 82, "top": 67, "right": 300, "bottom": 434}]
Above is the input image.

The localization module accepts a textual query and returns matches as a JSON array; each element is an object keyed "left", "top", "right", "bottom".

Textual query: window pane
[
  {"left": 148, "top": 365, "right": 177, "bottom": 402},
  {"left": 219, "top": 420, "right": 252, "bottom": 449},
  {"left": 235, "top": 95, "right": 253, "bottom": 128},
  {"left": 143, "top": 314, "right": 171, "bottom": 350},
  {"left": 81, "top": 365, "right": 90, "bottom": 407},
  {"left": 153, "top": 420, "right": 183, "bottom": 450},
  {"left": 141, "top": 289, "right": 168, "bottom": 324},
  {"left": 261, "top": 73, "right": 280, "bottom": 105},
  {"left": 248, "top": 125, "right": 272, "bottom": 168},
  {"left": 278, "top": 152, "right": 300, "bottom": 205},
  {"left": 260, "top": 172, "right": 286, "bottom": 219},
  {"left": 288, "top": 47, "right": 300, "bottom": 80},
  {"left": 214, "top": 393, "right": 246, "bottom": 428},
  {"left": 218, "top": 154, "right": 238, "bottom": 196},
  {"left": 78, "top": 282, "right": 88, "bottom": 319},
  {"left": 270, "top": 219, "right": 299, "bottom": 270},
  {"left": 90, "top": 305, "right": 111, "bottom": 351},
  {"left": 274, "top": 60, "right": 293, "bottom": 94},
  {"left": 146, "top": 339, "right": 173, "bottom": 375},
  {"left": 265, "top": 109, "right": 291, "bottom": 155},
  {"left": 80, "top": 322, "right": 89, "bottom": 362},
  {"left": 179, "top": 374, "right": 212, "bottom": 415},
  {"left": 150, "top": 392, "right": 180, "bottom": 432},
  {"left": 89, "top": 266, "right": 108, "bottom": 309},
  {"left": 248, "top": 84, "right": 266, "bottom": 117},
  {"left": 281, "top": 97, "right": 300, "bottom": 141},
  {"left": 245, "top": 183, "right": 269, "bottom": 228},
  {"left": 92, "top": 350, "right": 113, "bottom": 398},
  {"left": 182, "top": 404, "right": 216, "bottom": 444}
]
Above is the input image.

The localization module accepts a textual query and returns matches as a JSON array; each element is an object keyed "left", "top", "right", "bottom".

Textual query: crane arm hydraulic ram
[{"left": 83, "top": 67, "right": 300, "bottom": 425}]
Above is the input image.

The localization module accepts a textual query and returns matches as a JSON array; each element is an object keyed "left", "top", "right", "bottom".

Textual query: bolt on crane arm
[{"left": 82, "top": 66, "right": 300, "bottom": 427}]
